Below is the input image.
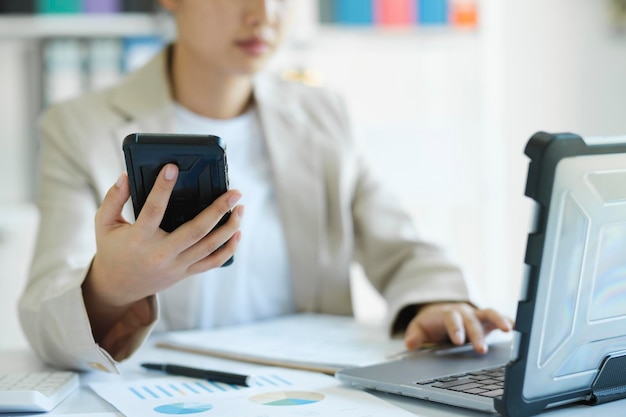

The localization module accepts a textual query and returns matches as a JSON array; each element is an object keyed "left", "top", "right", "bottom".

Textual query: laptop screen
[{"left": 498, "top": 133, "right": 626, "bottom": 415}]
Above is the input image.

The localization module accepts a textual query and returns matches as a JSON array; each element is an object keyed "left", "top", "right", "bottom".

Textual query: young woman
[{"left": 19, "top": 0, "right": 512, "bottom": 372}]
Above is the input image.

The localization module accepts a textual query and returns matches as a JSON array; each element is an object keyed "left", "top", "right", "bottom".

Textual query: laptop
[{"left": 336, "top": 132, "right": 626, "bottom": 417}]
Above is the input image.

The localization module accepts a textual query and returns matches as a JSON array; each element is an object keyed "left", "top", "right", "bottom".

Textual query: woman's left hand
[{"left": 404, "top": 302, "right": 514, "bottom": 354}]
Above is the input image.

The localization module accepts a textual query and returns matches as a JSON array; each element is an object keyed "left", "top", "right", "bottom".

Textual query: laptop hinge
[{"left": 587, "top": 351, "right": 626, "bottom": 405}]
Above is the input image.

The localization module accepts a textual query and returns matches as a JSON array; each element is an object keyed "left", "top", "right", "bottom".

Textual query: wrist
[{"left": 85, "top": 255, "right": 132, "bottom": 309}]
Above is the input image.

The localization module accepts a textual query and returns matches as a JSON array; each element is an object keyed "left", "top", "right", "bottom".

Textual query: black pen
[{"left": 141, "top": 363, "right": 255, "bottom": 387}]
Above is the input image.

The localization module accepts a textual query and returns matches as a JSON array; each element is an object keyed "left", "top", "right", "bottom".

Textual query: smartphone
[{"left": 122, "top": 133, "right": 233, "bottom": 266}]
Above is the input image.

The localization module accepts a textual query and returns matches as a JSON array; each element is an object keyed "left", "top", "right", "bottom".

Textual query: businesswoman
[{"left": 19, "top": 0, "right": 512, "bottom": 372}]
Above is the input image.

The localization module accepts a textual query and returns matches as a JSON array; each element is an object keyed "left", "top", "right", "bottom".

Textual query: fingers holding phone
[
  {"left": 85, "top": 165, "right": 243, "bottom": 345},
  {"left": 134, "top": 163, "right": 179, "bottom": 234},
  {"left": 86, "top": 134, "right": 241, "bottom": 313},
  {"left": 180, "top": 199, "right": 245, "bottom": 274}
]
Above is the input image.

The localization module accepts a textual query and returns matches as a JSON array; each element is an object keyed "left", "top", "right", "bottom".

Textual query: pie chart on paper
[
  {"left": 249, "top": 391, "right": 325, "bottom": 406},
  {"left": 153, "top": 402, "right": 214, "bottom": 414}
]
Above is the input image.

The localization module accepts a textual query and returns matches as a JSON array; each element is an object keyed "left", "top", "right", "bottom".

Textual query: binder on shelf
[
  {"left": 43, "top": 39, "right": 86, "bottom": 104},
  {"left": 335, "top": 0, "right": 374, "bottom": 25},
  {"left": 87, "top": 38, "right": 123, "bottom": 92},
  {"left": 417, "top": 0, "right": 448, "bottom": 25},
  {"left": 375, "top": 0, "right": 415, "bottom": 27},
  {"left": 122, "top": 0, "right": 156, "bottom": 12},
  {"left": 450, "top": 0, "right": 478, "bottom": 28},
  {"left": 318, "top": 0, "right": 334, "bottom": 24},
  {"left": 0, "top": 0, "right": 35, "bottom": 13},
  {"left": 84, "top": 0, "right": 121, "bottom": 13},
  {"left": 36, "top": 0, "right": 81, "bottom": 13}
]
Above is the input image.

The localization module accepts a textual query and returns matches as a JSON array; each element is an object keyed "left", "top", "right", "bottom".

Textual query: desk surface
[{"left": 1, "top": 343, "right": 625, "bottom": 417}]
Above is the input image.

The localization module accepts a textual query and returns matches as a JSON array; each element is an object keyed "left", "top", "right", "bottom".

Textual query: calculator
[{"left": 0, "top": 372, "right": 79, "bottom": 412}]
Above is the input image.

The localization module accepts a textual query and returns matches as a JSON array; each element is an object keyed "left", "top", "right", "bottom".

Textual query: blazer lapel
[{"left": 254, "top": 77, "right": 324, "bottom": 312}]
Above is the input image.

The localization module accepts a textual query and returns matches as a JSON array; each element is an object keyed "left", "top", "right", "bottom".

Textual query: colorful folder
[
  {"left": 84, "top": 0, "right": 121, "bottom": 13},
  {"left": 36, "top": 0, "right": 81, "bottom": 13},
  {"left": 335, "top": 0, "right": 374, "bottom": 25},
  {"left": 417, "top": 0, "right": 448, "bottom": 25},
  {"left": 375, "top": 0, "right": 415, "bottom": 26}
]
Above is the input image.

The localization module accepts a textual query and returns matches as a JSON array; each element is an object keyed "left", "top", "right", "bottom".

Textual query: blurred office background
[{"left": 1, "top": 0, "right": 625, "bottom": 350}]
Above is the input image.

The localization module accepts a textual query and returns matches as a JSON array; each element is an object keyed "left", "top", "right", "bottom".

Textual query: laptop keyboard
[{"left": 415, "top": 366, "right": 505, "bottom": 399}]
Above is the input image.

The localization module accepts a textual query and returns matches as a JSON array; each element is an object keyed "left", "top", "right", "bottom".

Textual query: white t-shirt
[{"left": 174, "top": 103, "right": 294, "bottom": 328}]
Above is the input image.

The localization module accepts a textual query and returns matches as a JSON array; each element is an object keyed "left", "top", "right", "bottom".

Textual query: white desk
[{"left": 1, "top": 342, "right": 625, "bottom": 417}]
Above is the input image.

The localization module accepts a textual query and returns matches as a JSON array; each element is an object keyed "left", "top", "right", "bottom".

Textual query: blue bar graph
[{"left": 127, "top": 374, "right": 294, "bottom": 401}]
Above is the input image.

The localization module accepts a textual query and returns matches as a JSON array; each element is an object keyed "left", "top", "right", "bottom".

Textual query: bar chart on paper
[
  {"left": 125, "top": 373, "right": 293, "bottom": 400},
  {"left": 89, "top": 367, "right": 416, "bottom": 416}
]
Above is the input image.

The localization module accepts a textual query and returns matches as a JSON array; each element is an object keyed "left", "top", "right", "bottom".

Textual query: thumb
[{"left": 96, "top": 172, "right": 131, "bottom": 228}]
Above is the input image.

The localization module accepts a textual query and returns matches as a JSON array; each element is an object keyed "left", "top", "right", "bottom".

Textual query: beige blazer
[{"left": 19, "top": 48, "right": 474, "bottom": 373}]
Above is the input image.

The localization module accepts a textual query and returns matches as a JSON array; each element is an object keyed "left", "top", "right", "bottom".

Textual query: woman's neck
[{"left": 169, "top": 46, "right": 254, "bottom": 120}]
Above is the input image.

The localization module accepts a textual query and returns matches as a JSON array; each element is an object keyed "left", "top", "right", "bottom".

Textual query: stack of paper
[{"left": 156, "top": 313, "right": 406, "bottom": 374}]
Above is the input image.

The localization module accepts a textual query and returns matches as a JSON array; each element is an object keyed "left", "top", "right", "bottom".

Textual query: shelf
[
  {"left": 0, "top": 14, "right": 477, "bottom": 41},
  {"left": 0, "top": 14, "right": 173, "bottom": 39}
]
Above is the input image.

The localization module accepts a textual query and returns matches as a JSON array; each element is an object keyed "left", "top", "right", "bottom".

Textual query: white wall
[
  {"left": 501, "top": 0, "right": 626, "bottom": 317},
  {"left": 0, "top": 40, "right": 38, "bottom": 204},
  {"left": 0, "top": 204, "right": 38, "bottom": 350},
  {"left": 0, "top": 40, "right": 40, "bottom": 349}
]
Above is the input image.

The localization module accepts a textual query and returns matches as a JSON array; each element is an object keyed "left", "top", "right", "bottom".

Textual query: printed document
[{"left": 89, "top": 367, "right": 417, "bottom": 417}]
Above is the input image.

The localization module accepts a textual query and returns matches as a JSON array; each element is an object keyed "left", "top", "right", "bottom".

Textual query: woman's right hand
[{"left": 82, "top": 164, "right": 243, "bottom": 341}]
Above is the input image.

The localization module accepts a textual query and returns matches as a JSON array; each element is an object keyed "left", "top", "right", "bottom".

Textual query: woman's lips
[{"left": 236, "top": 38, "right": 270, "bottom": 56}]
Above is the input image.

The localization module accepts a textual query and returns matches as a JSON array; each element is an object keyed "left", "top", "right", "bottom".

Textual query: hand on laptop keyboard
[{"left": 403, "top": 302, "right": 514, "bottom": 354}]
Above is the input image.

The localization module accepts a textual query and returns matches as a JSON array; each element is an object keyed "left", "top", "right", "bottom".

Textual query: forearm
[
  {"left": 82, "top": 259, "right": 156, "bottom": 360},
  {"left": 92, "top": 297, "right": 155, "bottom": 361}
]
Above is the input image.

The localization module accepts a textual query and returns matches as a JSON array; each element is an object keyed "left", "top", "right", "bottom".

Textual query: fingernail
[
  {"left": 228, "top": 192, "right": 242, "bottom": 207},
  {"left": 455, "top": 330, "right": 464, "bottom": 344},
  {"left": 164, "top": 165, "right": 177, "bottom": 180},
  {"left": 115, "top": 172, "right": 125, "bottom": 188},
  {"left": 235, "top": 205, "right": 245, "bottom": 219},
  {"left": 405, "top": 339, "right": 417, "bottom": 351}
]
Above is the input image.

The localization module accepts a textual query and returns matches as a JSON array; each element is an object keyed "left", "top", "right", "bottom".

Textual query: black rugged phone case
[{"left": 123, "top": 133, "right": 233, "bottom": 265}]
